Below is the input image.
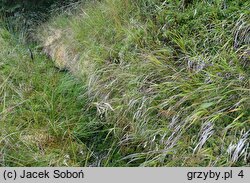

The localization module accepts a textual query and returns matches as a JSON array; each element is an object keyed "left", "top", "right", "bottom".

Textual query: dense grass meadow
[{"left": 0, "top": 0, "right": 250, "bottom": 167}]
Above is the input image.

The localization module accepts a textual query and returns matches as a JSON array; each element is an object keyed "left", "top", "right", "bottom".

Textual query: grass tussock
[{"left": 38, "top": 0, "right": 250, "bottom": 167}]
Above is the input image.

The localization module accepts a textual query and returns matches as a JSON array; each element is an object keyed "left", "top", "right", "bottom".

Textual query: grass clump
[{"left": 38, "top": 0, "right": 250, "bottom": 167}]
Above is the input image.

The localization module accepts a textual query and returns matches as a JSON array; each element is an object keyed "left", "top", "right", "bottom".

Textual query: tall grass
[
  {"left": 38, "top": 0, "right": 250, "bottom": 166},
  {"left": 1, "top": 0, "right": 249, "bottom": 167}
]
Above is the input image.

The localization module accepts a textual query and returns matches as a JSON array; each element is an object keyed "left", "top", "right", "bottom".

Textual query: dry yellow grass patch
[{"left": 43, "top": 28, "right": 81, "bottom": 73}]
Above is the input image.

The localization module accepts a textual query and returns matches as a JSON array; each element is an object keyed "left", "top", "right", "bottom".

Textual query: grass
[
  {"left": 1, "top": 0, "right": 249, "bottom": 167},
  {"left": 38, "top": 0, "right": 250, "bottom": 167},
  {"left": 0, "top": 27, "right": 117, "bottom": 166}
]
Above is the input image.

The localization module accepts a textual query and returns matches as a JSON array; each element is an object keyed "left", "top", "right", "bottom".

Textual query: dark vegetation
[
  {"left": 0, "top": 0, "right": 79, "bottom": 41},
  {"left": 0, "top": 0, "right": 78, "bottom": 15}
]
